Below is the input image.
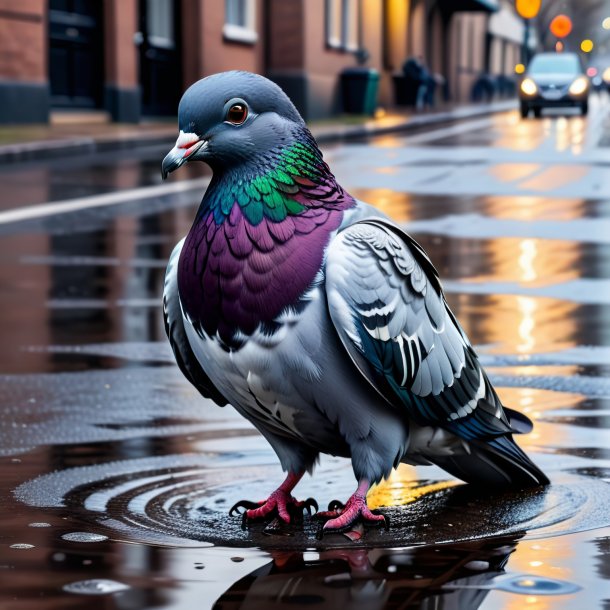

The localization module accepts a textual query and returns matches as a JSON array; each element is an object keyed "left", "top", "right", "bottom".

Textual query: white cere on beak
[{"left": 176, "top": 131, "right": 201, "bottom": 149}]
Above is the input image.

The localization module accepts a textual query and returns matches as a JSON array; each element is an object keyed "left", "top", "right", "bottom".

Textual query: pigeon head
[{"left": 162, "top": 71, "right": 307, "bottom": 178}]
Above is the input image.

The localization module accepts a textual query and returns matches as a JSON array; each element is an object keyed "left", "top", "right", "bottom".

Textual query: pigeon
[{"left": 161, "top": 71, "right": 548, "bottom": 535}]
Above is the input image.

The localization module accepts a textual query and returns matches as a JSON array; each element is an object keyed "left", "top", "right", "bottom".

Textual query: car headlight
[
  {"left": 569, "top": 77, "right": 588, "bottom": 95},
  {"left": 603, "top": 67, "right": 610, "bottom": 84},
  {"left": 520, "top": 78, "right": 538, "bottom": 96}
]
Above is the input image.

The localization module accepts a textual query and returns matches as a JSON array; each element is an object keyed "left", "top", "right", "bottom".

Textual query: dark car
[{"left": 519, "top": 52, "right": 589, "bottom": 118}]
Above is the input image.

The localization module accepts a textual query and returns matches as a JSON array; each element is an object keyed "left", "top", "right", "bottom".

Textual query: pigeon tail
[{"left": 430, "top": 434, "right": 549, "bottom": 489}]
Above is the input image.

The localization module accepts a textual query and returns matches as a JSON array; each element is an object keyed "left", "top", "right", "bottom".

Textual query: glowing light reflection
[
  {"left": 504, "top": 537, "right": 577, "bottom": 610},
  {"left": 519, "top": 239, "right": 538, "bottom": 282},
  {"left": 517, "top": 296, "right": 537, "bottom": 353},
  {"left": 368, "top": 464, "right": 459, "bottom": 509}
]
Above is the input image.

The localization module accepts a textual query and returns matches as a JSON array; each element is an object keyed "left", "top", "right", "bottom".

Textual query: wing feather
[{"left": 325, "top": 218, "right": 517, "bottom": 442}]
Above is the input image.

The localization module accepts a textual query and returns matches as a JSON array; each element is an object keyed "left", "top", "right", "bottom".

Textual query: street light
[
  {"left": 603, "top": 17, "right": 610, "bottom": 30},
  {"left": 580, "top": 39, "right": 594, "bottom": 53},
  {"left": 515, "top": 0, "right": 541, "bottom": 19},
  {"left": 549, "top": 15, "right": 573, "bottom": 39},
  {"left": 515, "top": 0, "right": 541, "bottom": 64}
]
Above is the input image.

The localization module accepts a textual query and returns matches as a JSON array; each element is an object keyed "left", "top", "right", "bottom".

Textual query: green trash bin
[{"left": 340, "top": 67, "right": 379, "bottom": 115}]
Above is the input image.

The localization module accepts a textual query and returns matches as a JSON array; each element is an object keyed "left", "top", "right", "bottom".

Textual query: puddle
[
  {"left": 62, "top": 579, "right": 130, "bottom": 595},
  {"left": 14, "top": 450, "right": 610, "bottom": 549}
]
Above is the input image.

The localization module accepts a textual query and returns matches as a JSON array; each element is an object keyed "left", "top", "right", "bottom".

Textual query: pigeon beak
[{"left": 161, "top": 131, "right": 207, "bottom": 180}]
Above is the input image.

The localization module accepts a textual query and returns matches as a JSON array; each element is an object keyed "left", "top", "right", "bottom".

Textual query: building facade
[{"left": 0, "top": 0, "right": 523, "bottom": 124}]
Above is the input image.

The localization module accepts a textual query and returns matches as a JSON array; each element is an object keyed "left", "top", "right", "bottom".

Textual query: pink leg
[
  {"left": 318, "top": 480, "right": 387, "bottom": 534},
  {"left": 229, "top": 471, "right": 318, "bottom": 525}
]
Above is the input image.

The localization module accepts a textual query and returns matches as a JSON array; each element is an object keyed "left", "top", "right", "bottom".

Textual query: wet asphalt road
[{"left": 1, "top": 97, "right": 610, "bottom": 609}]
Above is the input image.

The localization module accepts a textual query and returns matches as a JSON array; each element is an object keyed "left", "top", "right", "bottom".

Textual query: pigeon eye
[{"left": 226, "top": 103, "right": 248, "bottom": 125}]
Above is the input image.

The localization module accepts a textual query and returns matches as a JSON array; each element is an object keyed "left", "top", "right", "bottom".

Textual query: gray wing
[
  {"left": 163, "top": 238, "right": 228, "bottom": 407},
  {"left": 325, "top": 217, "right": 516, "bottom": 442}
]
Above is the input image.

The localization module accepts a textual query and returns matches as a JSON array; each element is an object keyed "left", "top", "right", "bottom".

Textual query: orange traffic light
[
  {"left": 515, "top": 0, "right": 541, "bottom": 19},
  {"left": 549, "top": 14, "right": 573, "bottom": 39}
]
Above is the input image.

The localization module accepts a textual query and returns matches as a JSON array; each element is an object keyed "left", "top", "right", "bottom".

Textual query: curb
[
  {"left": 0, "top": 132, "right": 176, "bottom": 165},
  {"left": 0, "top": 100, "right": 516, "bottom": 165},
  {"left": 313, "top": 99, "right": 517, "bottom": 144}
]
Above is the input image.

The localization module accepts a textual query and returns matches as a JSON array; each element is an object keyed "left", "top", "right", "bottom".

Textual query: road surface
[{"left": 1, "top": 97, "right": 609, "bottom": 609}]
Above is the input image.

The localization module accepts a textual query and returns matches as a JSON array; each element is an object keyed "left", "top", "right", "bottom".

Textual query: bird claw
[
  {"left": 374, "top": 510, "right": 390, "bottom": 531},
  {"left": 316, "top": 510, "right": 389, "bottom": 539},
  {"left": 229, "top": 500, "right": 262, "bottom": 516},
  {"left": 296, "top": 497, "right": 318, "bottom": 516},
  {"left": 315, "top": 499, "right": 345, "bottom": 520},
  {"left": 328, "top": 499, "right": 345, "bottom": 512},
  {"left": 231, "top": 492, "right": 319, "bottom": 529},
  {"left": 316, "top": 493, "right": 388, "bottom": 538}
]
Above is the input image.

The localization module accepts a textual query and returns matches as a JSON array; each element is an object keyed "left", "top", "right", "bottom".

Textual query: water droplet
[
  {"left": 324, "top": 573, "right": 351, "bottom": 585},
  {"left": 303, "top": 552, "right": 319, "bottom": 562},
  {"left": 230, "top": 556, "right": 244, "bottom": 563},
  {"left": 62, "top": 532, "right": 108, "bottom": 543},
  {"left": 492, "top": 574, "right": 581, "bottom": 595},
  {"left": 63, "top": 579, "right": 130, "bottom": 595},
  {"left": 29, "top": 522, "right": 51, "bottom": 528},
  {"left": 10, "top": 543, "right": 34, "bottom": 550},
  {"left": 387, "top": 565, "right": 397, "bottom": 573},
  {"left": 464, "top": 560, "right": 490, "bottom": 571}
]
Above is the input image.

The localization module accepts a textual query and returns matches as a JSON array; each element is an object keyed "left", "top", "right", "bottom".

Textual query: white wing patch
[
  {"left": 448, "top": 370, "right": 485, "bottom": 421},
  {"left": 394, "top": 332, "right": 422, "bottom": 386}
]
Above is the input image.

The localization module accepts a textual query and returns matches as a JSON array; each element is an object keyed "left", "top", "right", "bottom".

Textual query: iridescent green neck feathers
[{"left": 201, "top": 136, "right": 336, "bottom": 225}]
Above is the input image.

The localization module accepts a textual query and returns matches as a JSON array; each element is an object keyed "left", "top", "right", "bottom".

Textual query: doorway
[
  {"left": 49, "top": 0, "right": 104, "bottom": 109},
  {"left": 138, "top": 0, "right": 182, "bottom": 116}
]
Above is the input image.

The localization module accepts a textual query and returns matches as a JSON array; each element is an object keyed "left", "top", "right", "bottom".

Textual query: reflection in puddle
[
  {"left": 211, "top": 539, "right": 579, "bottom": 609},
  {"left": 446, "top": 573, "right": 580, "bottom": 595}
]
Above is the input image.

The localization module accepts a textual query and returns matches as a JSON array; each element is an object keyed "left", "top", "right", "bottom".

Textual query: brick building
[{"left": 0, "top": 0, "right": 522, "bottom": 125}]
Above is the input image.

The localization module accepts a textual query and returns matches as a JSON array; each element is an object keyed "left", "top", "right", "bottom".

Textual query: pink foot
[
  {"left": 317, "top": 489, "right": 388, "bottom": 537},
  {"left": 228, "top": 471, "right": 317, "bottom": 528}
]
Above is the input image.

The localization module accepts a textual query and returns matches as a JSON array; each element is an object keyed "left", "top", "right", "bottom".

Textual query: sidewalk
[{"left": 0, "top": 100, "right": 517, "bottom": 164}]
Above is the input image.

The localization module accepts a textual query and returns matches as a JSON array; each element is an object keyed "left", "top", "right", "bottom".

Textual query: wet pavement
[{"left": 1, "top": 96, "right": 610, "bottom": 609}]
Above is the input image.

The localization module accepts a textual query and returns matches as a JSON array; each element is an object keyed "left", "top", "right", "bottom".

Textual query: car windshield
[{"left": 529, "top": 54, "right": 580, "bottom": 75}]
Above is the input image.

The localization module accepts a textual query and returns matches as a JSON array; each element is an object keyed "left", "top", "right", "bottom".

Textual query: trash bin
[
  {"left": 392, "top": 74, "right": 420, "bottom": 106},
  {"left": 340, "top": 67, "right": 379, "bottom": 115}
]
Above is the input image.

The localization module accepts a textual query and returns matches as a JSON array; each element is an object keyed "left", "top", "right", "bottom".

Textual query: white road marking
[{"left": 0, "top": 177, "right": 210, "bottom": 226}]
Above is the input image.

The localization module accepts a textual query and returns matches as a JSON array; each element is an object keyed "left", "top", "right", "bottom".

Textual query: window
[
  {"left": 146, "top": 0, "right": 175, "bottom": 49},
  {"left": 326, "top": 0, "right": 360, "bottom": 52},
  {"left": 224, "top": 0, "right": 258, "bottom": 44}
]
